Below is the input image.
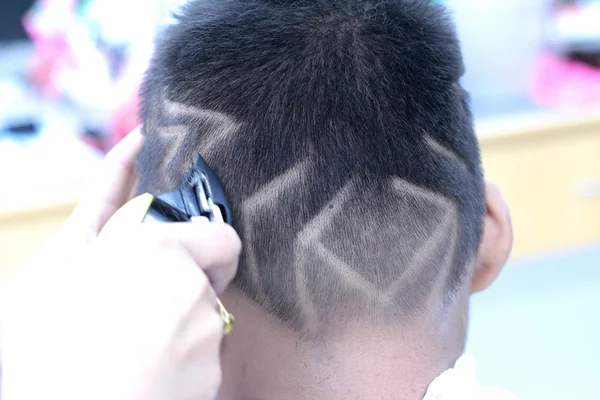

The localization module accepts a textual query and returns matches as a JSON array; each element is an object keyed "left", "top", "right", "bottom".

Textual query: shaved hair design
[{"left": 136, "top": 0, "right": 485, "bottom": 338}]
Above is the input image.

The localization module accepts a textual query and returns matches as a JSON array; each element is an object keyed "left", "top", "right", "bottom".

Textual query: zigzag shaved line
[
  {"left": 294, "top": 180, "right": 360, "bottom": 331},
  {"left": 163, "top": 98, "right": 234, "bottom": 124},
  {"left": 297, "top": 180, "right": 358, "bottom": 243},
  {"left": 380, "top": 204, "right": 457, "bottom": 305},
  {"left": 162, "top": 98, "right": 243, "bottom": 155},
  {"left": 156, "top": 125, "right": 189, "bottom": 185},
  {"left": 157, "top": 125, "right": 189, "bottom": 139},
  {"left": 242, "top": 160, "right": 311, "bottom": 298},
  {"left": 429, "top": 222, "right": 462, "bottom": 324},
  {"left": 423, "top": 134, "right": 470, "bottom": 171},
  {"left": 315, "top": 243, "right": 379, "bottom": 296},
  {"left": 380, "top": 178, "right": 458, "bottom": 304},
  {"left": 295, "top": 176, "right": 460, "bottom": 320},
  {"left": 390, "top": 177, "right": 455, "bottom": 212},
  {"left": 198, "top": 120, "right": 243, "bottom": 155},
  {"left": 294, "top": 230, "right": 319, "bottom": 334}
]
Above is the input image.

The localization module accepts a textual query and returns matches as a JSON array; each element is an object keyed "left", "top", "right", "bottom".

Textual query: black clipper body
[{"left": 143, "top": 154, "right": 232, "bottom": 225}]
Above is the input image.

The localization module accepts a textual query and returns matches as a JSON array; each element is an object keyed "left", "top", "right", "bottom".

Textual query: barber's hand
[{"left": 0, "top": 129, "right": 241, "bottom": 400}]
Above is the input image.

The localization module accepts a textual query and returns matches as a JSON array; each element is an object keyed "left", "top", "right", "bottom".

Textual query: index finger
[
  {"left": 157, "top": 222, "right": 242, "bottom": 295},
  {"left": 100, "top": 221, "right": 242, "bottom": 294}
]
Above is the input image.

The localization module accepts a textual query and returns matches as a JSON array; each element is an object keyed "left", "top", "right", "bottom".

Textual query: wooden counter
[
  {"left": 0, "top": 190, "right": 81, "bottom": 281},
  {"left": 1, "top": 111, "right": 599, "bottom": 279},
  {"left": 478, "top": 111, "right": 600, "bottom": 255}
]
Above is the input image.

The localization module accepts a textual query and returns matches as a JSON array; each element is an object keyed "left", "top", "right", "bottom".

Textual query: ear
[{"left": 471, "top": 179, "right": 513, "bottom": 293}]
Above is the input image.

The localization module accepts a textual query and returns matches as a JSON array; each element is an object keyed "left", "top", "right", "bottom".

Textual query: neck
[{"left": 218, "top": 290, "right": 468, "bottom": 400}]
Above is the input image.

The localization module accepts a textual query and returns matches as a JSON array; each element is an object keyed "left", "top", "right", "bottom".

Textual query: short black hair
[{"left": 137, "top": 0, "right": 485, "bottom": 338}]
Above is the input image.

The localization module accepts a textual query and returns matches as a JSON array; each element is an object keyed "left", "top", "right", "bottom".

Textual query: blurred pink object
[
  {"left": 23, "top": 0, "right": 78, "bottom": 98},
  {"left": 21, "top": 0, "right": 165, "bottom": 152},
  {"left": 531, "top": 53, "right": 600, "bottom": 111}
]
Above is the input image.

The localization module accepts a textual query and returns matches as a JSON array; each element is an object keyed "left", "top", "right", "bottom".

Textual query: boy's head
[{"left": 136, "top": 0, "right": 513, "bottom": 398}]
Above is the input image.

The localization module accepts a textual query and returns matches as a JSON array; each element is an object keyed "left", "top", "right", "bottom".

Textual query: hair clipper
[
  {"left": 101, "top": 153, "right": 235, "bottom": 333},
  {"left": 141, "top": 153, "right": 232, "bottom": 225}
]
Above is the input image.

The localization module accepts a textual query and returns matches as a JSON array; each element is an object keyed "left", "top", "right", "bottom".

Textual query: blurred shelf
[
  {"left": 477, "top": 108, "right": 600, "bottom": 142},
  {"left": 478, "top": 108, "right": 600, "bottom": 256},
  {"left": 0, "top": 102, "right": 102, "bottom": 280}
]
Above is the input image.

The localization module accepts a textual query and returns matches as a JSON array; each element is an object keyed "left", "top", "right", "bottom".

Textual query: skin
[
  {"left": 0, "top": 129, "right": 242, "bottom": 400},
  {"left": 217, "top": 179, "right": 513, "bottom": 400}
]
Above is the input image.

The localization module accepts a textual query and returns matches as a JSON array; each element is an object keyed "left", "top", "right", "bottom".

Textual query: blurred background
[{"left": 0, "top": 0, "right": 599, "bottom": 398}]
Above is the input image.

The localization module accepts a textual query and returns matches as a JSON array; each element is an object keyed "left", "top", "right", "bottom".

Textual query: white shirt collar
[{"left": 423, "top": 355, "right": 518, "bottom": 400}]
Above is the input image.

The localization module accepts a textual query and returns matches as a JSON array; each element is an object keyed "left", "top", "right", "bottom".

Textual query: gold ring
[{"left": 216, "top": 298, "right": 235, "bottom": 334}]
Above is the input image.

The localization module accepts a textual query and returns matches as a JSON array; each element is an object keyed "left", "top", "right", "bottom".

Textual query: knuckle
[
  {"left": 144, "top": 234, "right": 186, "bottom": 260},
  {"left": 197, "top": 273, "right": 213, "bottom": 297},
  {"left": 223, "top": 267, "right": 238, "bottom": 288},
  {"left": 215, "top": 226, "right": 242, "bottom": 267},
  {"left": 155, "top": 235, "right": 182, "bottom": 252},
  {"left": 224, "top": 225, "right": 243, "bottom": 255}
]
